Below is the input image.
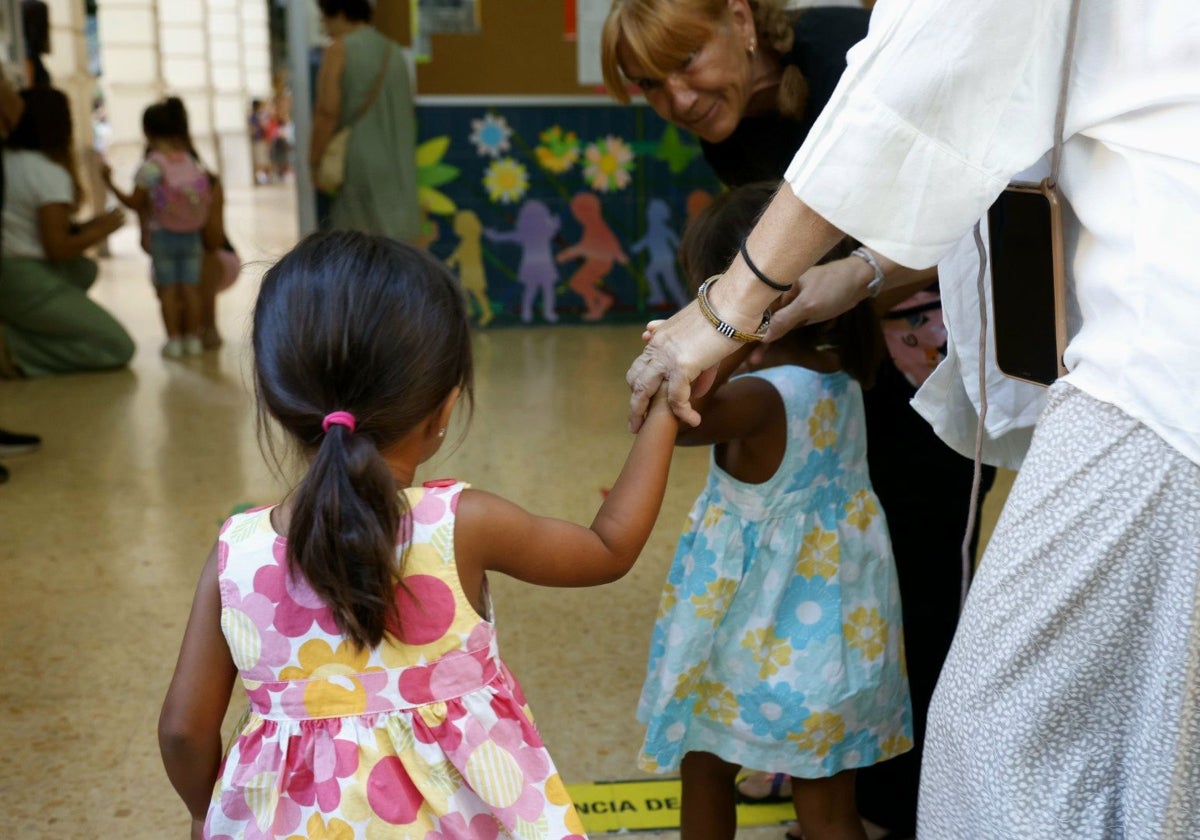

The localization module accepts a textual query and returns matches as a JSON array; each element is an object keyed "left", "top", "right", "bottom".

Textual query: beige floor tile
[{"left": 0, "top": 183, "right": 1008, "bottom": 838}]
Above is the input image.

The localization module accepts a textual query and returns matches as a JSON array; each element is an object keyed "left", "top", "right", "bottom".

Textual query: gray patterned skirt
[{"left": 919, "top": 383, "right": 1200, "bottom": 838}]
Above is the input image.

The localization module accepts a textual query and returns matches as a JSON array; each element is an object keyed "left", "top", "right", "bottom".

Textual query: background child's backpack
[{"left": 145, "top": 151, "right": 212, "bottom": 232}]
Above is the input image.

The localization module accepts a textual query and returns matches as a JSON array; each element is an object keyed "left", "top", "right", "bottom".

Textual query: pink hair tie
[{"left": 322, "top": 411, "right": 357, "bottom": 433}]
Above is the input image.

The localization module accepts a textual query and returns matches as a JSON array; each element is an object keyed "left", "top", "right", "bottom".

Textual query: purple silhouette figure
[
  {"left": 485, "top": 200, "right": 561, "bottom": 324},
  {"left": 630, "top": 199, "right": 688, "bottom": 308}
]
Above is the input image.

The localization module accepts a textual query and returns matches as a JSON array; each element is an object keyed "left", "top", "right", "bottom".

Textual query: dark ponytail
[{"left": 253, "top": 231, "right": 474, "bottom": 649}]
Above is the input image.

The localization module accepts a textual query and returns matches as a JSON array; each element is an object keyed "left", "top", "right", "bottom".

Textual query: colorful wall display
[{"left": 416, "top": 101, "right": 722, "bottom": 327}]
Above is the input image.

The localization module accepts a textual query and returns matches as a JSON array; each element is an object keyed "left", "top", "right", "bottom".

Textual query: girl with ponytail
[{"left": 159, "top": 230, "right": 679, "bottom": 839}]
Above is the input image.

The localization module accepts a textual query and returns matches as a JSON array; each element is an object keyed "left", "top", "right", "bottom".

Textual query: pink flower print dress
[{"left": 207, "top": 480, "right": 587, "bottom": 839}]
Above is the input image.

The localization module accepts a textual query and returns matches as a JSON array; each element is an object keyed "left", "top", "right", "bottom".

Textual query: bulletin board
[
  {"left": 369, "top": 1, "right": 727, "bottom": 328},
  {"left": 379, "top": 0, "right": 603, "bottom": 96}
]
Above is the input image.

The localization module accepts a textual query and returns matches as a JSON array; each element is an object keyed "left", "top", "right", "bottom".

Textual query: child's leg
[
  {"left": 181, "top": 282, "right": 203, "bottom": 338},
  {"left": 791, "top": 770, "right": 868, "bottom": 840},
  {"left": 199, "top": 249, "right": 221, "bottom": 346},
  {"left": 680, "top": 751, "right": 740, "bottom": 840},
  {"left": 159, "top": 283, "right": 184, "bottom": 338}
]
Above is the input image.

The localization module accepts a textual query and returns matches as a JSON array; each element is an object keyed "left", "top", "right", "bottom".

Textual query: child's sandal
[{"left": 734, "top": 771, "right": 792, "bottom": 804}]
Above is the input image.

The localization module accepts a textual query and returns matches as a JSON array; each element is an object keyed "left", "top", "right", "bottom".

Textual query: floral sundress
[
  {"left": 637, "top": 367, "right": 913, "bottom": 778},
  {"left": 207, "top": 480, "right": 586, "bottom": 839}
]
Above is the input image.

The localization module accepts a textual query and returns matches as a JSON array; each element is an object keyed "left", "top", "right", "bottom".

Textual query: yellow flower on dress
[
  {"left": 545, "top": 773, "right": 587, "bottom": 835},
  {"left": 657, "top": 585, "right": 678, "bottom": 619},
  {"left": 788, "top": 711, "right": 846, "bottom": 758},
  {"left": 879, "top": 732, "right": 914, "bottom": 759},
  {"left": 695, "top": 680, "right": 739, "bottom": 725},
  {"left": 280, "top": 639, "right": 381, "bottom": 716},
  {"left": 673, "top": 661, "right": 708, "bottom": 700},
  {"left": 796, "top": 527, "right": 840, "bottom": 579},
  {"left": 844, "top": 489, "right": 879, "bottom": 530},
  {"left": 702, "top": 504, "right": 725, "bottom": 529},
  {"left": 287, "top": 814, "right": 355, "bottom": 840},
  {"left": 483, "top": 157, "right": 529, "bottom": 204},
  {"left": 807, "top": 398, "right": 839, "bottom": 448},
  {"left": 844, "top": 606, "right": 888, "bottom": 660},
  {"left": 741, "top": 627, "right": 792, "bottom": 679},
  {"left": 692, "top": 578, "right": 738, "bottom": 621}
]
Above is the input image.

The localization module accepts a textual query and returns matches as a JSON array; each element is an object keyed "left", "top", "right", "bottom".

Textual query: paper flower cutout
[
  {"left": 469, "top": 113, "right": 513, "bottom": 158},
  {"left": 582, "top": 136, "right": 635, "bottom": 193},
  {"left": 534, "top": 126, "right": 580, "bottom": 174},
  {"left": 416, "top": 136, "right": 460, "bottom": 216},
  {"left": 483, "top": 157, "right": 529, "bottom": 204}
]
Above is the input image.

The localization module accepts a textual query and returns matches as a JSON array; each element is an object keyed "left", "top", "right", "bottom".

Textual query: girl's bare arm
[{"left": 159, "top": 544, "right": 237, "bottom": 820}]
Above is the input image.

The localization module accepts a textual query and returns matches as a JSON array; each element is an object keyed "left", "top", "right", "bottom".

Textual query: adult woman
[
  {"left": 0, "top": 87, "right": 130, "bottom": 377},
  {"left": 626, "top": 0, "right": 1200, "bottom": 836},
  {"left": 310, "top": 0, "right": 419, "bottom": 240},
  {"left": 603, "top": 3, "right": 987, "bottom": 835}
]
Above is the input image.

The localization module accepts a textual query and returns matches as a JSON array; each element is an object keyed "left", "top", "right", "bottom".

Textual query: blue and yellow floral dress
[{"left": 637, "top": 366, "right": 913, "bottom": 778}]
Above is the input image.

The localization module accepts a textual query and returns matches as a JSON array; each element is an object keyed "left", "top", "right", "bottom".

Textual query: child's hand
[{"left": 99, "top": 208, "right": 125, "bottom": 235}]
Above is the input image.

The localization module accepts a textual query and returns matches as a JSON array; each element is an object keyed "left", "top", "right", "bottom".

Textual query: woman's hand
[
  {"left": 626, "top": 300, "right": 740, "bottom": 431},
  {"left": 763, "top": 257, "right": 871, "bottom": 342}
]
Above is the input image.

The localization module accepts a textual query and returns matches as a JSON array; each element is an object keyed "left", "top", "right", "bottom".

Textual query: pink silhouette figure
[
  {"left": 485, "top": 200, "right": 561, "bottom": 324},
  {"left": 685, "top": 189, "right": 715, "bottom": 227},
  {"left": 557, "top": 192, "right": 628, "bottom": 321}
]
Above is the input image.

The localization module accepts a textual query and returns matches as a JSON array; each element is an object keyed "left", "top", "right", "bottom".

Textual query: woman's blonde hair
[{"left": 601, "top": 0, "right": 807, "bottom": 120}]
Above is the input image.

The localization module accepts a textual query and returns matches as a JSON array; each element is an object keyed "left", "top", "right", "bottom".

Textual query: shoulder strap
[
  {"left": 350, "top": 37, "right": 393, "bottom": 127},
  {"left": 1048, "top": 0, "right": 1083, "bottom": 187}
]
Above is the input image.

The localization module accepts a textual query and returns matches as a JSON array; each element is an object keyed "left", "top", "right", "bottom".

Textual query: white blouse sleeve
[{"left": 784, "top": 0, "right": 1075, "bottom": 268}]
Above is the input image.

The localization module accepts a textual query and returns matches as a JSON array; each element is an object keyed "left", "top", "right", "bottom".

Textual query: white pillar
[
  {"left": 43, "top": 0, "right": 95, "bottom": 159},
  {"left": 97, "top": 0, "right": 162, "bottom": 173}
]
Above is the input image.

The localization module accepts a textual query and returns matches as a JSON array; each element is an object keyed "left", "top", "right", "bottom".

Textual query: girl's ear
[{"left": 425, "top": 386, "right": 462, "bottom": 444}]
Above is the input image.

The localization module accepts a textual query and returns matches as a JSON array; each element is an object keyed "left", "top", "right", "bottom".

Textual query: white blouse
[{"left": 785, "top": 0, "right": 1200, "bottom": 465}]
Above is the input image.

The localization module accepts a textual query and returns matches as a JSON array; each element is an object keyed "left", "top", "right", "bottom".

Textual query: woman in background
[
  {"left": 310, "top": 0, "right": 419, "bottom": 240},
  {"left": 0, "top": 86, "right": 130, "bottom": 378}
]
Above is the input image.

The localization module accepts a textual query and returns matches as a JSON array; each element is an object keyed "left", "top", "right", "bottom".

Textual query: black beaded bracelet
[{"left": 739, "top": 236, "right": 793, "bottom": 292}]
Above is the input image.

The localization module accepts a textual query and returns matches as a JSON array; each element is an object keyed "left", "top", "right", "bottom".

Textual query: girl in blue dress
[{"left": 637, "top": 184, "right": 912, "bottom": 840}]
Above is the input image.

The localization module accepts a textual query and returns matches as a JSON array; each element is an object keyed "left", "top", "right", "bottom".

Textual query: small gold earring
[
  {"left": 437, "top": 428, "right": 446, "bottom": 438},
  {"left": 749, "top": 38, "right": 756, "bottom": 55}
]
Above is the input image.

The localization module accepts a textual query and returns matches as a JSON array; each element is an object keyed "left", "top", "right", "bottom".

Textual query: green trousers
[{"left": 0, "top": 256, "right": 134, "bottom": 377}]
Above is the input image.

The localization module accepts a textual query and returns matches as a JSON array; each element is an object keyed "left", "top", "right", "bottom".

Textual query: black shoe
[
  {"left": 0, "top": 428, "right": 41, "bottom": 457},
  {"left": 0, "top": 463, "right": 8, "bottom": 484}
]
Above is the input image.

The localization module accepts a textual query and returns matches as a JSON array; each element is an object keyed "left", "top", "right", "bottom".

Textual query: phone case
[{"left": 989, "top": 179, "right": 1069, "bottom": 387}]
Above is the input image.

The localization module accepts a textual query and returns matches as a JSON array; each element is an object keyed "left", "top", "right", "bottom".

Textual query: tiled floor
[{"left": 0, "top": 184, "right": 1012, "bottom": 838}]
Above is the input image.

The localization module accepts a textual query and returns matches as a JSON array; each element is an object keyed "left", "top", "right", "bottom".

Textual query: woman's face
[{"left": 617, "top": 4, "right": 755, "bottom": 144}]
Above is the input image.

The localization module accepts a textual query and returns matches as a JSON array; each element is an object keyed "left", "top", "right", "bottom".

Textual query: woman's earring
[
  {"left": 748, "top": 37, "right": 756, "bottom": 55},
  {"left": 437, "top": 428, "right": 446, "bottom": 438}
]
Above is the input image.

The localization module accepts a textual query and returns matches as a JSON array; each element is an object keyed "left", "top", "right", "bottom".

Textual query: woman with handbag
[{"left": 310, "top": 0, "right": 419, "bottom": 240}]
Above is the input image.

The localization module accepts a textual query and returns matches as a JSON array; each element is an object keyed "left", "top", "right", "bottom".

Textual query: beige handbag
[{"left": 315, "top": 41, "right": 393, "bottom": 194}]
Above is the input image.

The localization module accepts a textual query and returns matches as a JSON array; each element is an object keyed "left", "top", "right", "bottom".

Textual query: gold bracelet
[{"left": 696, "top": 275, "right": 771, "bottom": 343}]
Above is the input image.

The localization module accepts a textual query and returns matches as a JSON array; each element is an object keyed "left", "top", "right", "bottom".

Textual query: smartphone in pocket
[{"left": 987, "top": 180, "right": 1068, "bottom": 386}]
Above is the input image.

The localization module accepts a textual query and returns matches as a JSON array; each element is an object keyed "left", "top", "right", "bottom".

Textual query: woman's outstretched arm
[{"left": 626, "top": 185, "right": 849, "bottom": 430}]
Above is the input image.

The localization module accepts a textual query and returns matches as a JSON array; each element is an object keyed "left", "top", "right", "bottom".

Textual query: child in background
[
  {"left": 248, "top": 98, "right": 273, "bottom": 185},
  {"left": 159, "top": 231, "right": 678, "bottom": 839},
  {"left": 104, "top": 97, "right": 212, "bottom": 358},
  {"left": 636, "top": 183, "right": 912, "bottom": 840}
]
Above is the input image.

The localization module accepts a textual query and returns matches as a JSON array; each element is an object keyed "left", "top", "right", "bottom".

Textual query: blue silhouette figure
[{"left": 630, "top": 199, "right": 688, "bottom": 308}]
